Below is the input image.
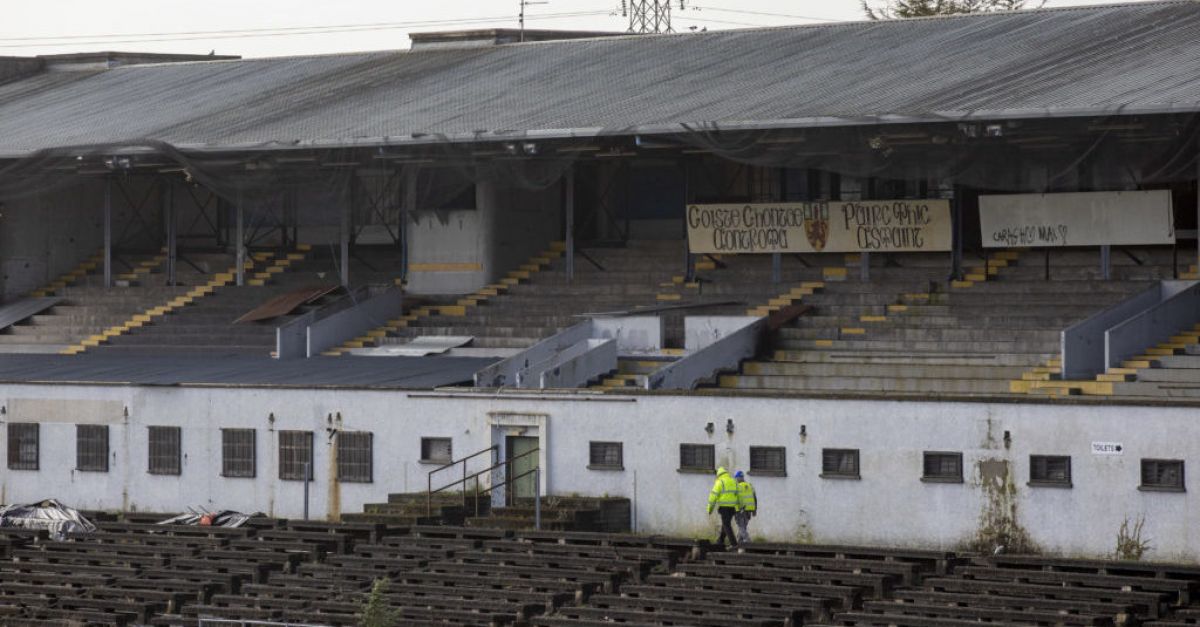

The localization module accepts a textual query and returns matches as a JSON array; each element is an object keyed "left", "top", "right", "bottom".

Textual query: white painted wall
[{"left": 1, "top": 383, "right": 1196, "bottom": 561}]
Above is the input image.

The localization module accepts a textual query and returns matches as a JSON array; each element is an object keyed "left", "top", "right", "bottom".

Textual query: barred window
[
  {"left": 279, "top": 431, "right": 314, "bottom": 481},
  {"left": 922, "top": 451, "right": 963, "bottom": 483},
  {"left": 679, "top": 444, "right": 715, "bottom": 472},
  {"left": 221, "top": 429, "right": 256, "bottom": 478},
  {"left": 76, "top": 425, "right": 109, "bottom": 472},
  {"left": 749, "top": 446, "right": 786, "bottom": 476},
  {"left": 821, "top": 448, "right": 860, "bottom": 479},
  {"left": 1141, "top": 459, "right": 1184, "bottom": 492},
  {"left": 1029, "top": 455, "right": 1071, "bottom": 487},
  {"left": 588, "top": 442, "right": 623, "bottom": 470},
  {"left": 338, "top": 431, "right": 373, "bottom": 483},
  {"left": 148, "top": 426, "right": 181, "bottom": 475},
  {"left": 7, "top": 423, "right": 39, "bottom": 470},
  {"left": 420, "top": 437, "right": 452, "bottom": 464}
]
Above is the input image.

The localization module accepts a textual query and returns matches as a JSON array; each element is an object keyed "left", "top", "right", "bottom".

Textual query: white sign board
[
  {"left": 686, "top": 200, "right": 952, "bottom": 254},
  {"left": 1091, "top": 441, "right": 1124, "bottom": 455},
  {"left": 979, "top": 190, "right": 1174, "bottom": 248}
]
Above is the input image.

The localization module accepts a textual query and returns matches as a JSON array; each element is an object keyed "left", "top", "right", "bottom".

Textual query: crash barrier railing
[
  {"left": 273, "top": 285, "right": 368, "bottom": 359},
  {"left": 1107, "top": 280, "right": 1200, "bottom": 371},
  {"left": 474, "top": 317, "right": 660, "bottom": 388},
  {"left": 426, "top": 445, "right": 498, "bottom": 516},
  {"left": 427, "top": 446, "right": 540, "bottom": 520},
  {"left": 1061, "top": 283, "right": 1164, "bottom": 379},
  {"left": 274, "top": 286, "right": 400, "bottom": 359},
  {"left": 647, "top": 316, "right": 765, "bottom": 390},
  {"left": 306, "top": 286, "right": 402, "bottom": 357},
  {"left": 1060, "top": 280, "right": 1200, "bottom": 378}
]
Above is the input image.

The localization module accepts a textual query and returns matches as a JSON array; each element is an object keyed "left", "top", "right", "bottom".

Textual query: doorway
[{"left": 505, "top": 435, "right": 539, "bottom": 504}]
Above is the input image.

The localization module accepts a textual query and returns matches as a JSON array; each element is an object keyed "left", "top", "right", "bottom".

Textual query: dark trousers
[{"left": 717, "top": 506, "right": 738, "bottom": 548}]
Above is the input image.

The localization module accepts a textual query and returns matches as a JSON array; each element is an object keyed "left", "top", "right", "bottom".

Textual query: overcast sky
[{"left": 0, "top": 0, "right": 1143, "bottom": 58}]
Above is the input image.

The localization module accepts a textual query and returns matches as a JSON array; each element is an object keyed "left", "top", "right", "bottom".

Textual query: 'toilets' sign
[{"left": 685, "top": 199, "right": 953, "bottom": 255}]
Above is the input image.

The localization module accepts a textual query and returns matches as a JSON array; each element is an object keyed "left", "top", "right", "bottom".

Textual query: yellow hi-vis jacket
[
  {"left": 737, "top": 480, "right": 757, "bottom": 513},
  {"left": 707, "top": 467, "right": 740, "bottom": 514}
]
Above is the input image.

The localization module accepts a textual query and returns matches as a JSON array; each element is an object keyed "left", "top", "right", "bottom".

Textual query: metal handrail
[
  {"left": 426, "top": 445, "right": 498, "bottom": 517},
  {"left": 426, "top": 446, "right": 539, "bottom": 517}
]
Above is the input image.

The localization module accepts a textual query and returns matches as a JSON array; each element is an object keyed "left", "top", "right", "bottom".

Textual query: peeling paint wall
[{"left": 2, "top": 385, "right": 1199, "bottom": 561}]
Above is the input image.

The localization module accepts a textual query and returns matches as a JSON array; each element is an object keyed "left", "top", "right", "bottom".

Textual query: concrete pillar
[
  {"left": 164, "top": 181, "right": 176, "bottom": 286},
  {"left": 103, "top": 178, "right": 112, "bottom": 288},
  {"left": 340, "top": 178, "right": 351, "bottom": 288},
  {"left": 565, "top": 166, "right": 575, "bottom": 283},
  {"left": 235, "top": 196, "right": 244, "bottom": 287}
]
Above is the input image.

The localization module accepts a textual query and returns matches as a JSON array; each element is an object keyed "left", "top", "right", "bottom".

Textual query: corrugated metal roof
[
  {"left": 0, "top": 354, "right": 494, "bottom": 389},
  {"left": 0, "top": 1, "right": 1198, "bottom": 155}
]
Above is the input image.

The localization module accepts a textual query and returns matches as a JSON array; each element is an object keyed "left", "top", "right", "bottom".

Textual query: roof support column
[
  {"left": 951, "top": 184, "right": 963, "bottom": 281},
  {"left": 682, "top": 158, "right": 695, "bottom": 282},
  {"left": 165, "top": 179, "right": 176, "bottom": 286},
  {"left": 1196, "top": 134, "right": 1199, "bottom": 277},
  {"left": 1100, "top": 245, "right": 1111, "bottom": 281},
  {"left": 340, "top": 177, "right": 351, "bottom": 288},
  {"left": 235, "top": 195, "right": 244, "bottom": 287},
  {"left": 103, "top": 177, "right": 112, "bottom": 288},
  {"left": 565, "top": 165, "right": 575, "bottom": 283}
]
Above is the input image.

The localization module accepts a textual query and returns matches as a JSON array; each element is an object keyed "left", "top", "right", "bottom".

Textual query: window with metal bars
[
  {"left": 1029, "top": 455, "right": 1071, "bottom": 487},
  {"left": 922, "top": 451, "right": 963, "bottom": 483},
  {"left": 279, "top": 431, "right": 314, "bottom": 481},
  {"left": 749, "top": 446, "right": 786, "bottom": 476},
  {"left": 221, "top": 429, "right": 256, "bottom": 478},
  {"left": 7, "top": 423, "right": 38, "bottom": 470},
  {"left": 588, "top": 441, "right": 623, "bottom": 470},
  {"left": 420, "top": 437, "right": 452, "bottom": 464},
  {"left": 76, "top": 425, "right": 109, "bottom": 472},
  {"left": 1141, "top": 458, "right": 1184, "bottom": 492},
  {"left": 679, "top": 444, "right": 715, "bottom": 473},
  {"left": 148, "top": 426, "right": 181, "bottom": 475},
  {"left": 337, "top": 431, "right": 373, "bottom": 483},
  {"left": 821, "top": 448, "right": 860, "bottom": 479}
]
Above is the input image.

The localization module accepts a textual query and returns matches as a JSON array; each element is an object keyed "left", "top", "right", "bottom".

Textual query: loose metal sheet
[
  {"left": 979, "top": 190, "right": 1174, "bottom": 248},
  {"left": 686, "top": 200, "right": 952, "bottom": 254},
  {"left": 359, "top": 335, "right": 475, "bottom": 357},
  {"left": 0, "top": 297, "right": 62, "bottom": 331},
  {"left": 234, "top": 285, "right": 339, "bottom": 324}
]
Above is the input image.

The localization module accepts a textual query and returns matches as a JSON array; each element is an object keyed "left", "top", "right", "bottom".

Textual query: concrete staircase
[
  {"left": 343, "top": 493, "right": 631, "bottom": 533},
  {"left": 95, "top": 245, "right": 392, "bottom": 356},
  {"left": 719, "top": 248, "right": 1174, "bottom": 398},
  {"left": 0, "top": 251, "right": 207, "bottom": 354}
]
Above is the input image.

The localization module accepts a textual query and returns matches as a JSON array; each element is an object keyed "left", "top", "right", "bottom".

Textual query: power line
[
  {"left": 673, "top": 15, "right": 767, "bottom": 28},
  {"left": 0, "top": 10, "right": 615, "bottom": 47},
  {"left": 687, "top": 6, "right": 840, "bottom": 22}
]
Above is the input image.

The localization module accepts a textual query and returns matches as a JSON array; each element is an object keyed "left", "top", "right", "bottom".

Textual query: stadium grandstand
[{"left": 5, "top": 1, "right": 1200, "bottom": 624}]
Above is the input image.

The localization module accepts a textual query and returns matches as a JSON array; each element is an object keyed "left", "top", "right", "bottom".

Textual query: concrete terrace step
[
  {"left": 719, "top": 373, "right": 1015, "bottom": 395},
  {"left": 771, "top": 350, "right": 1050, "bottom": 367},
  {"left": 743, "top": 361, "right": 1028, "bottom": 379},
  {"left": 775, "top": 338, "right": 1058, "bottom": 353}
]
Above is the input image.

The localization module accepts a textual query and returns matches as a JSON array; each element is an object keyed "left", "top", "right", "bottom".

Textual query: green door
[{"left": 506, "top": 436, "right": 539, "bottom": 503}]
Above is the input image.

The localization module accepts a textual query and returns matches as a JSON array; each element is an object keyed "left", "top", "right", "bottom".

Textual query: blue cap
[{"left": 734, "top": 471, "right": 744, "bottom": 479}]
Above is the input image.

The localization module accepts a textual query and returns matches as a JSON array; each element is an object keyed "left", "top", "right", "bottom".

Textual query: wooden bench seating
[
  {"left": 675, "top": 561, "right": 894, "bottom": 597},
  {"left": 893, "top": 588, "right": 1135, "bottom": 617},
  {"left": 619, "top": 583, "right": 837, "bottom": 621},
  {"left": 536, "top": 604, "right": 785, "bottom": 627},
  {"left": 589, "top": 592, "right": 810, "bottom": 625},
  {"left": 958, "top": 564, "right": 1197, "bottom": 604},
  {"left": 740, "top": 542, "right": 959, "bottom": 576},
  {"left": 708, "top": 550, "right": 922, "bottom": 586},
  {"left": 859, "top": 599, "right": 1114, "bottom": 626},
  {"left": 644, "top": 573, "right": 861, "bottom": 610},
  {"left": 921, "top": 576, "right": 1167, "bottom": 618}
]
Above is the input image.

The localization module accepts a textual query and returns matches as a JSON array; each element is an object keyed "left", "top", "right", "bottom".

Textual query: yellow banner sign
[{"left": 686, "top": 200, "right": 952, "bottom": 254}]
